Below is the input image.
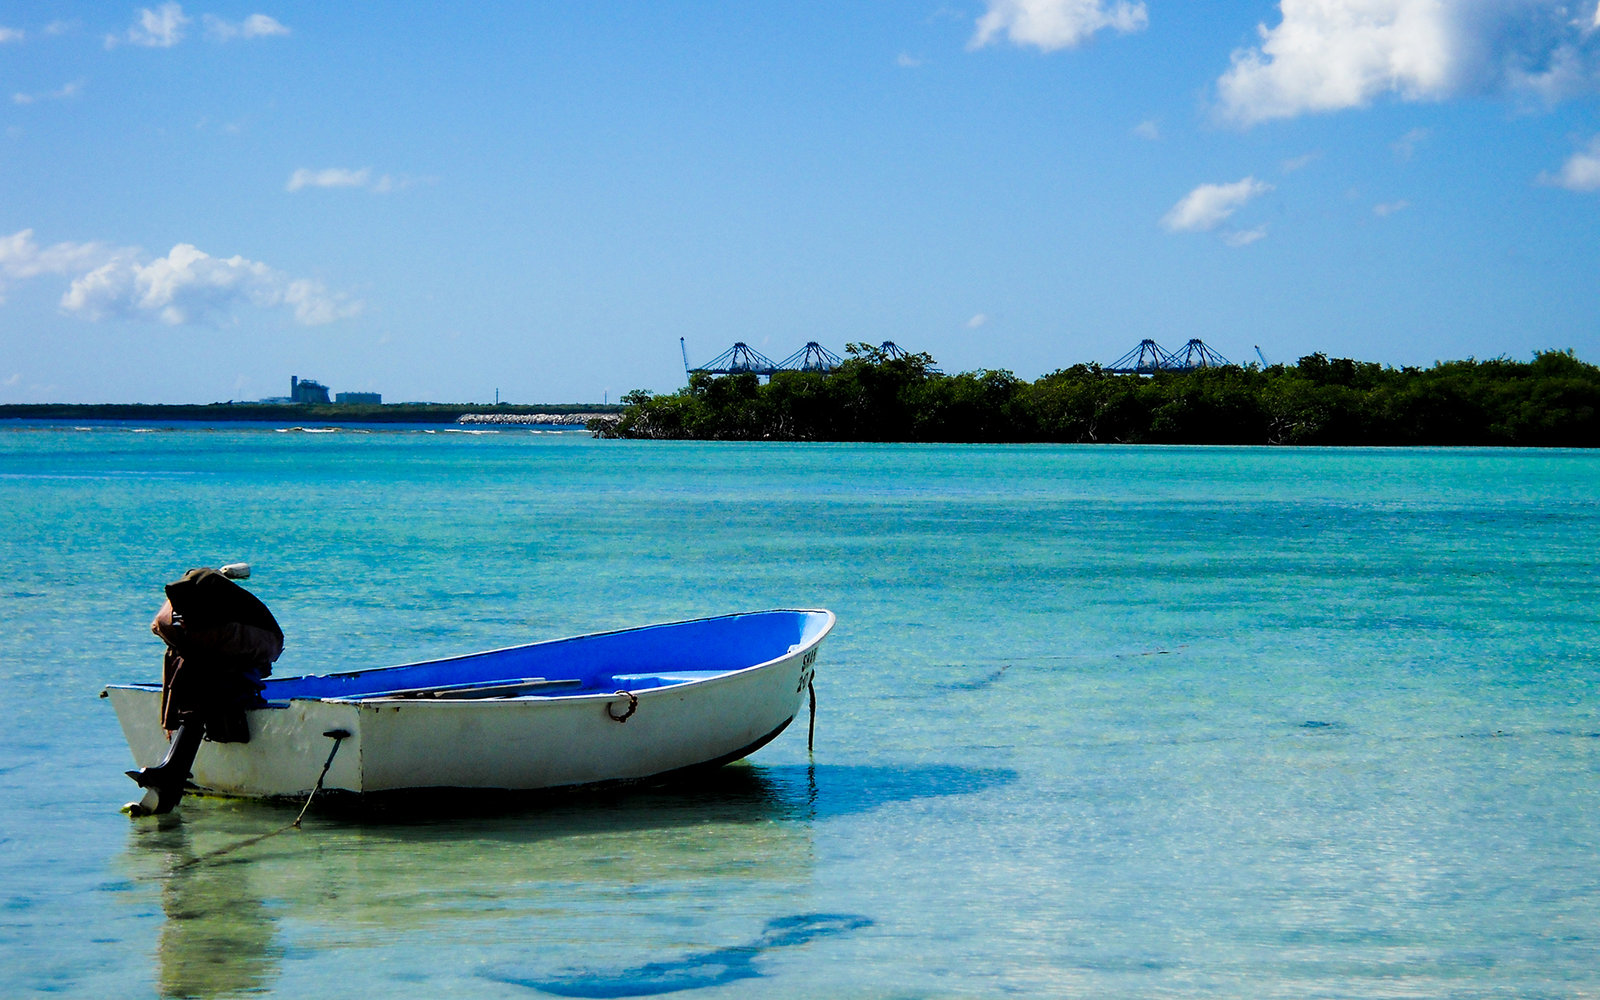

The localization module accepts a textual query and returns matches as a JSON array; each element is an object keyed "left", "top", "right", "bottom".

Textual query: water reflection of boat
[
  {"left": 118, "top": 761, "right": 1016, "bottom": 997},
  {"left": 120, "top": 823, "right": 283, "bottom": 1000},
  {"left": 118, "top": 762, "right": 824, "bottom": 994},
  {"left": 105, "top": 610, "right": 834, "bottom": 799}
]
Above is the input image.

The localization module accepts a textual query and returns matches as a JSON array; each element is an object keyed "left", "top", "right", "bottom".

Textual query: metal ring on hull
[{"left": 607, "top": 691, "right": 638, "bottom": 723}]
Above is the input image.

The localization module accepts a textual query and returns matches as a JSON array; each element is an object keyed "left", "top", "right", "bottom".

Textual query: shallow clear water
[{"left": 1, "top": 425, "right": 1596, "bottom": 998}]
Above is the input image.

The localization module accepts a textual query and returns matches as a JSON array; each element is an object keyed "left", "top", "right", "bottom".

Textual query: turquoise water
[{"left": 1, "top": 425, "right": 1597, "bottom": 998}]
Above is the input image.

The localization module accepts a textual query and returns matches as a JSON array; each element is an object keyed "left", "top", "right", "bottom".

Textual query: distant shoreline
[
  {"left": 601, "top": 348, "right": 1600, "bottom": 447},
  {"left": 0, "top": 402, "right": 623, "bottom": 425}
]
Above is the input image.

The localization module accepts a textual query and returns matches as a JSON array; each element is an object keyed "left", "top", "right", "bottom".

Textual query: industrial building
[
  {"left": 289, "top": 376, "right": 331, "bottom": 404},
  {"left": 275, "top": 376, "right": 381, "bottom": 405}
]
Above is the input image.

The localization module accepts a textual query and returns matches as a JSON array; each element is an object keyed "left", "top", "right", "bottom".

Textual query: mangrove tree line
[{"left": 594, "top": 344, "right": 1600, "bottom": 447}]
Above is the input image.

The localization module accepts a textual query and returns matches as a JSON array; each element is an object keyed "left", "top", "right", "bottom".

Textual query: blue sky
[{"left": 3, "top": 1, "right": 1599, "bottom": 404}]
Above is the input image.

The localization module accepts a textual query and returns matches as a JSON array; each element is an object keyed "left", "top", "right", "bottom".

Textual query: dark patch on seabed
[
  {"left": 939, "top": 663, "right": 1009, "bottom": 692},
  {"left": 485, "top": 913, "right": 872, "bottom": 997}
]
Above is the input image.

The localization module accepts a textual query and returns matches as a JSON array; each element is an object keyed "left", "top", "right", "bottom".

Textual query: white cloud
[
  {"left": 1223, "top": 225, "right": 1269, "bottom": 246},
  {"left": 63, "top": 243, "right": 361, "bottom": 325},
  {"left": 287, "top": 167, "right": 372, "bottom": 192},
  {"left": 1133, "top": 119, "right": 1160, "bottom": 139},
  {"left": 3, "top": 373, "right": 20, "bottom": 387},
  {"left": 966, "top": 313, "right": 990, "bottom": 328},
  {"left": 969, "top": 0, "right": 1148, "bottom": 52},
  {"left": 13, "top": 80, "right": 84, "bottom": 105},
  {"left": 0, "top": 27, "right": 24, "bottom": 43},
  {"left": 0, "top": 229, "right": 360, "bottom": 326},
  {"left": 1373, "top": 199, "right": 1411, "bottom": 215},
  {"left": 1217, "top": 0, "right": 1600, "bottom": 125},
  {"left": 1162, "top": 177, "right": 1273, "bottom": 232},
  {"left": 897, "top": 52, "right": 925, "bottom": 68},
  {"left": 204, "top": 13, "right": 290, "bottom": 41},
  {"left": 1540, "top": 136, "right": 1600, "bottom": 191},
  {"left": 0, "top": 229, "right": 119, "bottom": 301},
  {"left": 109, "top": 3, "right": 190, "bottom": 48}
]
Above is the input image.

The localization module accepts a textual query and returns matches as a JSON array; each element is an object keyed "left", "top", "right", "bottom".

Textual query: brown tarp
[{"left": 152, "top": 568, "right": 284, "bottom": 741}]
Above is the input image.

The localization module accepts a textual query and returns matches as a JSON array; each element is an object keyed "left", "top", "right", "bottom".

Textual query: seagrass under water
[{"left": 0, "top": 424, "right": 1596, "bottom": 998}]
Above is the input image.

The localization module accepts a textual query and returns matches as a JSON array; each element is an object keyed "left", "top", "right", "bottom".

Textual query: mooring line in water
[
  {"left": 168, "top": 729, "right": 349, "bottom": 872},
  {"left": 807, "top": 678, "right": 816, "bottom": 753},
  {"left": 170, "top": 825, "right": 290, "bottom": 871}
]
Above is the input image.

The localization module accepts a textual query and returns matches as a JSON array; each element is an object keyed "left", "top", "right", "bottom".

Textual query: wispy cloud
[
  {"left": 106, "top": 6, "right": 285, "bottom": 48},
  {"left": 1222, "top": 225, "right": 1269, "bottom": 247},
  {"left": 203, "top": 13, "right": 289, "bottom": 41},
  {"left": 370, "top": 174, "right": 421, "bottom": 194},
  {"left": 0, "top": 20, "right": 79, "bottom": 41},
  {"left": 896, "top": 52, "right": 925, "bottom": 68},
  {"left": 13, "top": 80, "right": 85, "bottom": 106},
  {"left": 107, "top": 3, "right": 189, "bottom": 49},
  {"left": 1132, "top": 119, "right": 1160, "bottom": 140},
  {"left": 195, "top": 115, "right": 245, "bottom": 135},
  {"left": 1373, "top": 199, "right": 1411, "bottom": 216},
  {"left": 969, "top": 0, "right": 1148, "bottom": 52},
  {"left": 287, "top": 166, "right": 422, "bottom": 194},
  {"left": 966, "top": 313, "right": 990, "bottom": 329},
  {"left": 1216, "top": 1, "right": 1600, "bottom": 126},
  {"left": 1162, "top": 177, "right": 1273, "bottom": 233},
  {"left": 287, "top": 167, "right": 371, "bottom": 192},
  {"left": 1539, "top": 136, "right": 1600, "bottom": 191},
  {"left": 1, "top": 228, "right": 360, "bottom": 326},
  {"left": 1281, "top": 152, "right": 1319, "bottom": 173},
  {"left": 1392, "top": 127, "right": 1429, "bottom": 162}
]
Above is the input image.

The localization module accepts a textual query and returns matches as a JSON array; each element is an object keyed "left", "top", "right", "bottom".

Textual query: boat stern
[{"left": 103, "top": 685, "right": 365, "bottom": 799}]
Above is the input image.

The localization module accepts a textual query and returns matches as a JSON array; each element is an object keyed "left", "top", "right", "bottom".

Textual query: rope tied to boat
[
  {"left": 607, "top": 690, "right": 638, "bottom": 723},
  {"left": 167, "top": 728, "right": 349, "bottom": 872},
  {"left": 291, "top": 729, "right": 350, "bottom": 828}
]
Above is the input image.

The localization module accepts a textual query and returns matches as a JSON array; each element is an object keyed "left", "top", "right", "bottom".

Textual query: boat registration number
[{"left": 796, "top": 648, "right": 817, "bottom": 692}]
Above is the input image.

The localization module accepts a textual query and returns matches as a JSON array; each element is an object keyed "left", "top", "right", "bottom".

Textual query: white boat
[{"left": 103, "top": 609, "right": 835, "bottom": 800}]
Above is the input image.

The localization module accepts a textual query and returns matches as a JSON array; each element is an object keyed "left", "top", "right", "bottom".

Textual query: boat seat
[
  {"left": 609, "top": 671, "right": 726, "bottom": 688},
  {"left": 337, "top": 677, "right": 584, "bottom": 701}
]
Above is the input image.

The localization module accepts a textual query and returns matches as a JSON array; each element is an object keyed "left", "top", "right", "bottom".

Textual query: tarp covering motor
[{"left": 151, "top": 567, "right": 284, "bottom": 741}]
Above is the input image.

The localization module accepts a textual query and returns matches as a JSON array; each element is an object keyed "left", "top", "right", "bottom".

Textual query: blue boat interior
[{"left": 124, "top": 610, "right": 831, "bottom": 703}]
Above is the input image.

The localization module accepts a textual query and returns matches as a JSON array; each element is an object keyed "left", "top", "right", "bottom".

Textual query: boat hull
[{"left": 105, "top": 610, "right": 831, "bottom": 799}]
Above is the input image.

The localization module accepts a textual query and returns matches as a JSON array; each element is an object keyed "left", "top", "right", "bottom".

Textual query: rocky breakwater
[{"left": 456, "top": 412, "right": 621, "bottom": 428}]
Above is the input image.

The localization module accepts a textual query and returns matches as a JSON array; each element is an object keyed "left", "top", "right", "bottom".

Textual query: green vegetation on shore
[
  {"left": 0, "top": 402, "right": 621, "bottom": 424},
  {"left": 597, "top": 345, "right": 1600, "bottom": 447}
]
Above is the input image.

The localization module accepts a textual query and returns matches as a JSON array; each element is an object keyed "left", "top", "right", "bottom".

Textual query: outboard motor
[{"left": 125, "top": 564, "right": 284, "bottom": 816}]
